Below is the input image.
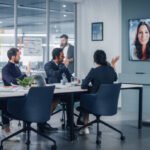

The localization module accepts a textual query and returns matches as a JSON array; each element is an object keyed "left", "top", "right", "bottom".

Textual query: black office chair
[
  {"left": 34, "top": 75, "right": 66, "bottom": 128},
  {"left": 78, "top": 83, "right": 125, "bottom": 145},
  {"left": 45, "top": 76, "right": 79, "bottom": 129},
  {"left": 0, "top": 86, "right": 57, "bottom": 150},
  {"left": 0, "top": 110, "right": 3, "bottom": 127}
]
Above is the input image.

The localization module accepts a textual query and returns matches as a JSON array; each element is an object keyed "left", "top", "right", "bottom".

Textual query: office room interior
[{"left": 0, "top": 0, "right": 150, "bottom": 150}]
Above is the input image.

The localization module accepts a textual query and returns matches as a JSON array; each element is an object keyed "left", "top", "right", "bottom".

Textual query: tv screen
[{"left": 129, "top": 19, "right": 150, "bottom": 61}]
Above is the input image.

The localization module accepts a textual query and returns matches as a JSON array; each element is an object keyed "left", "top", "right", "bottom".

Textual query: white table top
[
  {"left": 0, "top": 83, "right": 87, "bottom": 98},
  {"left": 121, "top": 83, "right": 143, "bottom": 88},
  {"left": 0, "top": 83, "right": 143, "bottom": 98}
]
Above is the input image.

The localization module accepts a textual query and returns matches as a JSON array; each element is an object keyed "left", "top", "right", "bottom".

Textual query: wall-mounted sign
[{"left": 23, "top": 37, "right": 43, "bottom": 56}]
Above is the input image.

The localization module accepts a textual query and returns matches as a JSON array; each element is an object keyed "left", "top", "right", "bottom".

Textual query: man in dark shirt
[
  {"left": 1, "top": 48, "right": 26, "bottom": 140},
  {"left": 45, "top": 48, "right": 74, "bottom": 127},
  {"left": 2, "top": 49, "right": 26, "bottom": 86},
  {"left": 44, "top": 48, "right": 71, "bottom": 83},
  {"left": 1, "top": 48, "right": 56, "bottom": 137}
]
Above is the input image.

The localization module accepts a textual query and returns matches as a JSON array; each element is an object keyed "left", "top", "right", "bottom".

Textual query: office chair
[
  {"left": 34, "top": 75, "right": 67, "bottom": 128},
  {"left": 44, "top": 75, "right": 79, "bottom": 129},
  {"left": 78, "top": 83, "right": 125, "bottom": 145},
  {"left": 0, "top": 86, "right": 57, "bottom": 150},
  {"left": 0, "top": 110, "right": 3, "bottom": 127}
]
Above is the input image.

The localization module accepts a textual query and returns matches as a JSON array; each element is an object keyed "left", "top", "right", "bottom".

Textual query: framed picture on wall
[{"left": 91, "top": 22, "right": 103, "bottom": 41}]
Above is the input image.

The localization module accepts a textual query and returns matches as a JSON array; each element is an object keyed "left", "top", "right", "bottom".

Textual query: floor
[{"left": 0, "top": 110, "right": 150, "bottom": 150}]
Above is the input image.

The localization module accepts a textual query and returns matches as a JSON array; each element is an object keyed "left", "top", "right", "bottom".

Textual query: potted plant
[{"left": 17, "top": 77, "right": 34, "bottom": 88}]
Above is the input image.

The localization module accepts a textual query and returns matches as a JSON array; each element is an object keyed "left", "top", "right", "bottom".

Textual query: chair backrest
[
  {"left": 22, "top": 86, "right": 55, "bottom": 123},
  {"left": 93, "top": 83, "right": 121, "bottom": 116}
]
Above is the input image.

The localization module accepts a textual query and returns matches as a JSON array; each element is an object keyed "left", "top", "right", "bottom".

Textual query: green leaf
[{"left": 17, "top": 77, "right": 34, "bottom": 87}]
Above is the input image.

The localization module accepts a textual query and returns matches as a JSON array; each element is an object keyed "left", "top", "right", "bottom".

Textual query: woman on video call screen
[{"left": 129, "top": 19, "right": 150, "bottom": 61}]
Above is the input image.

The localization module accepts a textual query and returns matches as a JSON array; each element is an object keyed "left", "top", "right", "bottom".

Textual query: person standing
[{"left": 60, "top": 34, "right": 74, "bottom": 74}]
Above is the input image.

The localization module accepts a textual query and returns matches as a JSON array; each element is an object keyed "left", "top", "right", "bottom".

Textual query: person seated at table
[
  {"left": 78, "top": 50, "right": 118, "bottom": 134},
  {"left": 45, "top": 48, "right": 71, "bottom": 84},
  {"left": 45, "top": 48, "right": 74, "bottom": 128},
  {"left": 1, "top": 48, "right": 58, "bottom": 139}
]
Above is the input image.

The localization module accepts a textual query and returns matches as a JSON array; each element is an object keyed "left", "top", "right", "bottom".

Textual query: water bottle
[{"left": 61, "top": 73, "right": 68, "bottom": 85}]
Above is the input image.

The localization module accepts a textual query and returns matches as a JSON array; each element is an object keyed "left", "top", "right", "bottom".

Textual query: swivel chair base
[
  {"left": 0, "top": 123, "right": 57, "bottom": 150},
  {"left": 78, "top": 116, "right": 125, "bottom": 145}
]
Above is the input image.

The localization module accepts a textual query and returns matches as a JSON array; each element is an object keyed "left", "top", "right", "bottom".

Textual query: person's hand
[
  {"left": 26, "top": 62, "right": 31, "bottom": 76},
  {"left": 63, "top": 58, "right": 69, "bottom": 66},
  {"left": 111, "top": 56, "right": 120, "bottom": 68}
]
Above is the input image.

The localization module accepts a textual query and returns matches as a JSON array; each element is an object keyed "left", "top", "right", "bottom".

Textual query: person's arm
[
  {"left": 111, "top": 56, "right": 120, "bottom": 69},
  {"left": 16, "top": 66, "right": 27, "bottom": 81},
  {"left": 81, "top": 69, "right": 94, "bottom": 89},
  {"left": 44, "top": 63, "right": 62, "bottom": 78},
  {"left": 59, "top": 63, "right": 72, "bottom": 82},
  {"left": 65, "top": 69, "right": 72, "bottom": 82},
  {"left": 17, "top": 74, "right": 26, "bottom": 81},
  {"left": 44, "top": 62, "right": 70, "bottom": 82},
  {"left": 2, "top": 67, "right": 26, "bottom": 85},
  {"left": 68, "top": 58, "right": 74, "bottom": 63},
  {"left": 114, "top": 70, "right": 118, "bottom": 81}
]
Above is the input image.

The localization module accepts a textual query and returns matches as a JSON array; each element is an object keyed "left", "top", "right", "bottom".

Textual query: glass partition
[
  {"left": 49, "top": 0, "right": 76, "bottom": 74},
  {"left": 0, "top": 0, "right": 76, "bottom": 74},
  {"left": 17, "top": 0, "right": 46, "bottom": 71},
  {"left": 0, "top": 0, "right": 15, "bottom": 71}
]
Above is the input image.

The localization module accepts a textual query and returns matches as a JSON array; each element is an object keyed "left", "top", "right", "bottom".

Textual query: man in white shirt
[{"left": 60, "top": 34, "right": 74, "bottom": 74}]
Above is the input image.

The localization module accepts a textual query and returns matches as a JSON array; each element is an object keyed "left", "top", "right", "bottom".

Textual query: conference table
[
  {"left": 0, "top": 83, "right": 88, "bottom": 141},
  {"left": 0, "top": 83, "right": 143, "bottom": 141}
]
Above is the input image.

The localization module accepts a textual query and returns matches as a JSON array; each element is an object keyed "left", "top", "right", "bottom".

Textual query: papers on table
[
  {"left": 46, "top": 83, "right": 81, "bottom": 89},
  {"left": 0, "top": 86, "right": 17, "bottom": 92},
  {"left": 54, "top": 83, "right": 72, "bottom": 89},
  {"left": 0, "top": 86, "right": 29, "bottom": 92}
]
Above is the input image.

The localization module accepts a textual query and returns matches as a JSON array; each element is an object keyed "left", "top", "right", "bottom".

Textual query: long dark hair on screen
[{"left": 135, "top": 21, "right": 150, "bottom": 59}]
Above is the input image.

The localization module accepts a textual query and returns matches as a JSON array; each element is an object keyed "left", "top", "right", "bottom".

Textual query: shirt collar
[
  {"left": 8, "top": 61, "right": 15, "bottom": 65},
  {"left": 52, "top": 60, "right": 59, "bottom": 66}
]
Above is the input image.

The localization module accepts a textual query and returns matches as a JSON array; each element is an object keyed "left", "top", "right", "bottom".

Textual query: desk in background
[{"left": 121, "top": 84, "right": 143, "bottom": 129}]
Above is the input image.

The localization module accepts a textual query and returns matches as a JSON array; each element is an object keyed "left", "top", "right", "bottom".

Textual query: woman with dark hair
[
  {"left": 81, "top": 50, "right": 117, "bottom": 93},
  {"left": 134, "top": 21, "right": 150, "bottom": 60},
  {"left": 78, "top": 50, "right": 118, "bottom": 134}
]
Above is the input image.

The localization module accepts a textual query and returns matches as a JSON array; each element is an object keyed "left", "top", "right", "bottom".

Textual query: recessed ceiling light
[
  {"left": 63, "top": 14, "right": 67, "bottom": 17},
  {"left": 62, "top": 4, "right": 66, "bottom": 8},
  {"left": 54, "top": 25, "right": 57, "bottom": 28},
  {"left": 0, "top": 21, "right": 3, "bottom": 24}
]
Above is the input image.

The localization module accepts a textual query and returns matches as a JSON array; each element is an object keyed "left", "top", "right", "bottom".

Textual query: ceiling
[{"left": 0, "top": 0, "right": 75, "bottom": 33}]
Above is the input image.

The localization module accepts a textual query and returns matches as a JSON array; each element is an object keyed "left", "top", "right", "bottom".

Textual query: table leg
[
  {"left": 69, "top": 93, "right": 75, "bottom": 141},
  {"left": 138, "top": 87, "right": 143, "bottom": 129}
]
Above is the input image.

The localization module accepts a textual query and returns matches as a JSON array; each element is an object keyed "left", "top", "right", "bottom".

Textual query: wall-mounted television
[{"left": 129, "top": 18, "right": 150, "bottom": 61}]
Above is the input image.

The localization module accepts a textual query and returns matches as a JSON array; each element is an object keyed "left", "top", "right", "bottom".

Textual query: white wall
[{"left": 77, "top": 0, "right": 122, "bottom": 78}]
